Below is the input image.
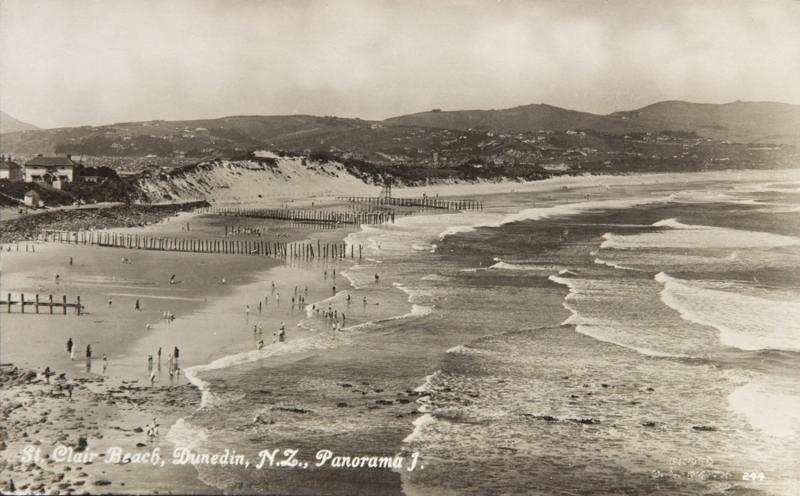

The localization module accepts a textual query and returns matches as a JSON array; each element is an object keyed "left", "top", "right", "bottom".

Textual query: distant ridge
[
  {"left": 385, "top": 100, "right": 800, "bottom": 144},
  {"left": 0, "top": 100, "right": 798, "bottom": 156},
  {"left": 0, "top": 111, "right": 39, "bottom": 134}
]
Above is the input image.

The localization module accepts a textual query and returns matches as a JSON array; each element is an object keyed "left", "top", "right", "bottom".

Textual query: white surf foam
[
  {"left": 165, "top": 418, "right": 208, "bottom": 450},
  {"left": 656, "top": 272, "right": 800, "bottom": 351},
  {"left": 728, "top": 382, "right": 800, "bottom": 438},
  {"left": 593, "top": 257, "right": 636, "bottom": 271},
  {"left": 602, "top": 219, "right": 800, "bottom": 250},
  {"left": 402, "top": 413, "right": 436, "bottom": 443},
  {"left": 439, "top": 196, "right": 668, "bottom": 240}
]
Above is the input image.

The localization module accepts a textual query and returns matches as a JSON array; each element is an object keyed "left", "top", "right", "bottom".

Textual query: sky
[{"left": 1, "top": 0, "right": 799, "bottom": 129}]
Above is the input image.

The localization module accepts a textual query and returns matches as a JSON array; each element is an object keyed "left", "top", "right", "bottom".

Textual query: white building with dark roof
[{"left": 24, "top": 155, "right": 76, "bottom": 189}]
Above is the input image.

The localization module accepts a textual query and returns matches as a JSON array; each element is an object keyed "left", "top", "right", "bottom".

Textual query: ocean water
[{"left": 180, "top": 170, "right": 800, "bottom": 495}]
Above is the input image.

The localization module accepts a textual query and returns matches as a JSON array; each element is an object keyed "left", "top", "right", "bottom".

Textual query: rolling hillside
[
  {"left": 385, "top": 104, "right": 633, "bottom": 134},
  {"left": 385, "top": 101, "right": 800, "bottom": 144},
  {"left": 607, "top": 100, "right": 800, "bottom": 144}
]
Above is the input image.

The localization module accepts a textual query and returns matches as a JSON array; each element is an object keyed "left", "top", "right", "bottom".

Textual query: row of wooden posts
[
  {"left": 40, "top": 230, "right": 362, "bottom": 260},
  {"left": 204, "top": 207, "right": 395, "bottom": 225},
  {"left": 1, "top": 293, "right": 83, "bottom": 315},
  {"left": 338, "top": 196, "right": 483, "bottom": 210}
]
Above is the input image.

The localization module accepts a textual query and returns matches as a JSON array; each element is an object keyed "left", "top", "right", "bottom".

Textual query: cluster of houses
[{"left": 0, "top": 154, "right": 76, "bottom": 189}]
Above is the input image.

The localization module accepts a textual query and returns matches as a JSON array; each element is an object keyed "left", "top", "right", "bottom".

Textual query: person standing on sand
[
  {"left": 43, "top": 366, "right": 52, "bottom": 384},
  {"left": 108, "top": 297, "right": 112, "bottom": 307},
  {"left": 135, "top": 299, "right": 141, "bottom": 311},
  {"left": 69, "top": 257, "right": 73, "bottom": 266},
  {"left": 259, "top": 301, "right": 262, "bottom": 313},
  {"left": 174, "top": 346, "right": 180, "bottom": 368},
  {"left": 147, "top": 355, "right": 153, "bottom": 372},
  {"left": 150, "top": 371, "right": 157, "bottom": 386},
  {"left": 276, "top": 292, "right": 280, "bottom": 305},
  {"left": 55, "top": 274, "right": 60, "bottom": 284},
  {"left": 271, "top": 281, "right": 276, "bottom": 294},
  {"left": 66, "top": 338, "right": 73, "bottom": 356},
  {"left": 157, "top": 347, "right": 162, "bottom": 363},
  {"left": 246, "top": 305, "right": 250, "bottom": 320},
  {"left": 102, "top": 355, "right": 108, "bottom": 374},
  {"left": 324, "top": 270, "right": 327, "bottom": 280},
  {"left": 374, "top": 273, "right": 380, "bottom": 284},
  {"left": 278, "top": 322, "right": 286, "bottom": 343},
  {"left": 257, "top": 339, "right": 264, "bottom": 351},
  {"left": 332, "top": 285, "right": 336, "bottom": 296}
]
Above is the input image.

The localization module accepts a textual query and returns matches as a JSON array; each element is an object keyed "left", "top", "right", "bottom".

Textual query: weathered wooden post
[
  {"left": 76, "top": 296, "right": 81, "bottom": 315},
  {"left": 35, "top": 294, "right": 40, "bottom": 313},
  {"left": 20, "top": 293, "right": 24, "bottom": 313},
  {"left": 7, "top": 292, "right": 11, "bottom": 313},
  {"left": 49, "top": 294, "right": 53, "bottom": 314},
  {"left": 62, "top": 295, "right": 68, "bottom": 315}
]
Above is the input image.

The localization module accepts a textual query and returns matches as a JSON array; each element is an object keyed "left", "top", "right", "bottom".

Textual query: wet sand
[{"left": 0, "top": 209, "right": 359, "bottom": 493}]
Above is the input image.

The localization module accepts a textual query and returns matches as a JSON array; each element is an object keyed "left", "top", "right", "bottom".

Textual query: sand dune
[{"left": 137, "top": 155, "right": 380, "bottom": 204}]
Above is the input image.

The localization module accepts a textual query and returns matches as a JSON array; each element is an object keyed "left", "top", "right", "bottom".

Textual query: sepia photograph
[{"left": 1, "top": 0, "right": 799, "bottom": 494}]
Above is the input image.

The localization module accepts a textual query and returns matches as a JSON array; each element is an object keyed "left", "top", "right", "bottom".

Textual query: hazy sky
[{"left": 2, "top": 0, "right": 799, "bottom": 128}]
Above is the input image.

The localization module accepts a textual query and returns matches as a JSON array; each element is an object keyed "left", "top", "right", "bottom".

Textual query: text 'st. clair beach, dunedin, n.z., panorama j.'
[{"left": 1, "top": 1, "right": 800, "bottom": 495}]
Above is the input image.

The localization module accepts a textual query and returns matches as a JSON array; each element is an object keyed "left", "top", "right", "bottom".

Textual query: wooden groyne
[
  {"left": 338, "top": 196, "right": 483, "bottom": 210},
  {"left": 39, "top": 230, "right": 362, "bottom": 260},
  {"left": 1, "top": 293, "right": 83, "bottom": 315},
  {"left": 203, "top": 207, "right": 395, "bottom": 225}
]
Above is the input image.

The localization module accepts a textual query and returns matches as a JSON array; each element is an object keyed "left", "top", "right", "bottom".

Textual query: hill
[
  {"left": 0, "top": 114, "right": 374, "bottom": 158},
  {"left": 385, "top": 101, "right": 800, "bottom": 144},
  {"left": 607, "top": 100, "right": 800, "bottom": 144},
  {"left": 0, "top": 111, "right": 39, "bottom": 134},
  {"left": 385, "top": 104, "right": 633, "bottom": 135}
]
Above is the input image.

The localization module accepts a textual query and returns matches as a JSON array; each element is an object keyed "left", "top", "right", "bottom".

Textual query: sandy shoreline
[{"left": 1, "top": 200, "right": 361, "bottom": 493}]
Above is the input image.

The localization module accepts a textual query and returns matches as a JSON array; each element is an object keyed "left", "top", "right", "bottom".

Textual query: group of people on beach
[
  {"left": 254, "top": 321, "right": 285, "bottom": 350},
  {"left": 147, "top": 346, "right": 182, "bottom": 385},
  {"left": 63, "top": 339, "right": 107, "bottom": 373}
]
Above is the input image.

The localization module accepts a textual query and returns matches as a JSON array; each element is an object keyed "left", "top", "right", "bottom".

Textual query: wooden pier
[
  {"left": 1, "top": 293, "right": 83, "bottom": 315},
  {"left": 337, "top": 196, "right": 483, "bottom": 210},
  {"left": 39, "top": 230, "right": 363, "bottom": 260}
]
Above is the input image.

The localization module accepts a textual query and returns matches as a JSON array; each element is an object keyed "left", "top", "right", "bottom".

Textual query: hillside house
[
  {"left": 0, "top": 156, "right": 23, "bottom": 181},
  {"left": 24, "top": 155, "right": 76, "bottom": 189}
]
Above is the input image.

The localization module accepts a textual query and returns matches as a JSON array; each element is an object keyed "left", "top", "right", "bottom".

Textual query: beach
[{"left": 2, "top": 169, "right": 800, "bottom": 495}]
